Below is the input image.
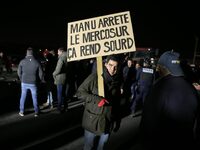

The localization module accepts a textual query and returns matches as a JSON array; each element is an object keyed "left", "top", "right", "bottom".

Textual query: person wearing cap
[
  {"left": 140, "top": 51, "right": 200, "bottom": 150},
  {"left": 18, "top": 47, "right": 44, "bottom": 117},
  {"left": 76, "top": 55, "right": 122, "bottom": 150}
]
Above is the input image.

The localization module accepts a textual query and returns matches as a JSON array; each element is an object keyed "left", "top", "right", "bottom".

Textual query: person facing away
[
  {"left": 42, "top": 50, "right": 58, "bottom": 109},
  {"left": 18, "top": 47, "right": 44, "bottom": 117},
  {"left": 76, "top": 55, "right": 123, "bottom": 150},
  {"left": 140, "top": 51, "right": 200, "bottom": 150},
  {"left": 53, "top": 47, "right": 68, "bottom": 113},
  {"left": 130, "top": 58, "right": 155, "bottom": 116}
]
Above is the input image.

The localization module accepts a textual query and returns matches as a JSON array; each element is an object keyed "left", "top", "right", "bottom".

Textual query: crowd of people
[{"left": 2, "top": 46, "right": 200, "bottom": 150}]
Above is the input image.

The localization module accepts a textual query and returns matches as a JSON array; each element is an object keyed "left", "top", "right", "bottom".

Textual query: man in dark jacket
[
  {"left": 18, "top": 47, "right": 43, "bottom": 117},
  {"left": 76, "top": 55, "right": 122, "bottom": 150},
  {"left": 130, "top": 58, "right": 155, "bottom": 116},
  {"left": 122, "top": 57, "right": 136, "bottom": 102},
  {"left": 140, "top": 51, "right": 200, "bottom": 150}
]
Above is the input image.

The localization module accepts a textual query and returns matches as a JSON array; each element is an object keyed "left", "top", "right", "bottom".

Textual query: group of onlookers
[{"left": 17, "top": 47, "right": 71, "bottom": 117}]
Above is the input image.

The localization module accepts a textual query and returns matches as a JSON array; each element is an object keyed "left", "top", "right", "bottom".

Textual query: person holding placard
[{"left": 76, "top": 55, "right": 123, "bottom": 150}]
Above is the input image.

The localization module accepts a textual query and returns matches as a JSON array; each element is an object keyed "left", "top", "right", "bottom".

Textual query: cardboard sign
[{"left": 67, "top": 11, "right": 136, "bottom": 61}]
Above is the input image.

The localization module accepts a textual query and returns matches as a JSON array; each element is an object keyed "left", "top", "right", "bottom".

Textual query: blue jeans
[
  {"left": 47, "top": 91, "right": 53, "bottom": 105},
  {"left": 19, "top": 83, "right": 39, "bottom": 113},
  {"left": 57, "top": 84, "right": 65, "bottom": 110},
  {"left": 84, "top": 130, "right": 109, "bottom": 150}
]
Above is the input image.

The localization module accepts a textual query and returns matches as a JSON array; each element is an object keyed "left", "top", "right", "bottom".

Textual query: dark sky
[{"left": 0, "top": 1, "right": 199, "bottom": 58}]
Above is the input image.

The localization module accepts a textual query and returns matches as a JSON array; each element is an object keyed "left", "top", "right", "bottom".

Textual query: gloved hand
[{"left": 98, "top": 98, "right": 109, "bottom": 107}]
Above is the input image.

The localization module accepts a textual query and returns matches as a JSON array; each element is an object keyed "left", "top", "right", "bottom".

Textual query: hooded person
[{"left": 140, "top": 50, "right": 200, "bottom": 150}]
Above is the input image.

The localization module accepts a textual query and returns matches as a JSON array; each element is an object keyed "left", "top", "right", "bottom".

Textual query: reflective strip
[
  {"left": 142, "top": 68, "right": 154, "bottom": 74},
  {"left": 171, "top": 60, "right": 180, "bottom": 64}
]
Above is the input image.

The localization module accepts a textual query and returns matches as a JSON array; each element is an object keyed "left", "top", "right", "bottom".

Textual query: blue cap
[{"left": 158, "top": 51, "right": 184, "bottom": 76}]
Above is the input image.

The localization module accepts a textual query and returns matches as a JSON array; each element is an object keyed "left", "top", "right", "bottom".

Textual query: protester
[
  {"left": 122, "top": 57, "right": 136, "bottom": 102},
  {"left": 18, "top": 47, "right": 43, "bottom": 117},
  {"left": 76, "top": 55, "right": 122, "bottom": 150},
  {"left": 53, "top": 47, "right": 69, "bottom": 113},
  {"left": 140, "top": 51, "right": 200, "bottom": 150},
  {"left": 43, "top": 50, "right": 57, "bottom": 109}
]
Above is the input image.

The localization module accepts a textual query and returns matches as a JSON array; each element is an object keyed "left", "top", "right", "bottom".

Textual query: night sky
[{"left": 0, "top": 1, "right": 199, "bottom": 58}]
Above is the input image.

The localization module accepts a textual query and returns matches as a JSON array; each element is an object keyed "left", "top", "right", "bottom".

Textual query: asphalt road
[
  {"left": 0, "top": 103, "right": 142, "bottom": 150},
  {"left": 0, "top": 71, "right": 142, "bottom": 150},
  {"left": 55, "top": 114, "right": 142, "bottom": 150},
  {"left": 0, "top": 105, "right": 84, "bottom": 150}
]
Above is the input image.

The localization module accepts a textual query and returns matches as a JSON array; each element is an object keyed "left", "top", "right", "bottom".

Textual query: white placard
[{"left": 67, "top": 11, "right": 136, "bottom": 61}]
